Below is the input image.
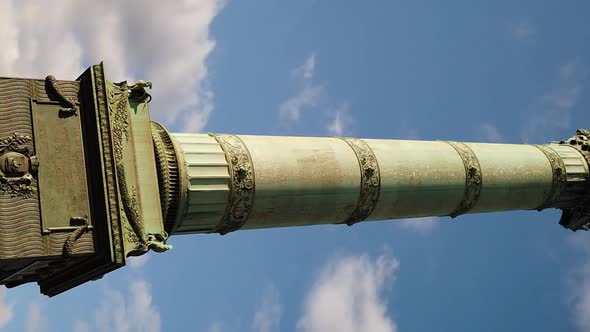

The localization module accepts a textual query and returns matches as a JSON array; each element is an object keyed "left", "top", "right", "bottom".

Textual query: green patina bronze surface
[{"left": 0, "top": 62, "right": 588, "bottom": 297}]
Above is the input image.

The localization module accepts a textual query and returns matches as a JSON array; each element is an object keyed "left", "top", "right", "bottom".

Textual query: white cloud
[
  {"left": 26, "top": 302, "right": 47, "bottom": 332},
  {"left": 208, "top": 321, "right": 225, "bottom": 332},
  {"left": 478, "top": 124, "right": 504, "bottom": 143},
  {"left": 297, "top": 254, "right": 399, "bottom": 332},
  {"left": 511, "top": 20, "right": 535, "bottom": 42},
  {"left": 327, "top": 105, "right": 352, "bottom": 137},
  {"left": 102, "top": 280, "right": 161, "bottom": 332},
  {"left": 280, "top": 85, "right": 323, "bottom": 123},
  {"left": 74, "top": 320, "right": 91, "bottom": 332},
  {"left": 522, "top": 60, "right": 587, "bottom": 142},
  {"left": 127, "top": 254, "right": 150, "bottom": 270},
  {"left": 0, "top": 287, "right": 13, "bottom": 329},
  {"left": 397, "top": 217, "right": 438, "bottom": 233},
  {"left": 280, "top": 54, "right": 324, "bottom": 125},
  {"left": 293, "top": 53, "right": 316, "bottom": 80},
  {"left": 0, "top": 0, "right": 223, "bottom": 133},
  {"left": 253, "top": 285, "right": 282, "bottom": 332},
  {"left": 73, "top": 279, "right": 161, "bottom": 332},
  {"left": 280, "top": 53, "right": 358, "bottom": 133},
  {"left": 567, "top": 234, "right": 590, "bottom": 331}
]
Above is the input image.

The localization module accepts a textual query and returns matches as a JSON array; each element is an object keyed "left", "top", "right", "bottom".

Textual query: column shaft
[{"left": 168, "top": 134, "right": 589, "bottom": 235}]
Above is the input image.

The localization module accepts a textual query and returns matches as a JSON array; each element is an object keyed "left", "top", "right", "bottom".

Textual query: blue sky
[{"left": 1, "top": 1, "right": 590, "bottom": 331}]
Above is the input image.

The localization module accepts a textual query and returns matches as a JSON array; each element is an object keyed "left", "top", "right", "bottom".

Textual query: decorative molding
[
  {"left": 104, "top": 76, "right": 171, "bottom": 255},
  {"left": 45, "top": 75, "right": 78, "bottom": 115},
  {"left": 150, "top": 122, "right": 180, "bottom": 233},
  {"left": 116, "top": 164, "right": 144, "bottom": 248},
  {"left": 533, "top": 145, "right": 567, "bottom": 210},
  {"left": 211, "top": 134, "right": 255, "bottom": 235},
  {"left": 340, "top": 138, "right": 381, "bottom": 226},
  {"left": 445, "top": 141, "right": 482, "bottom": 218},
  {"left": 93, "top": 65, "right": 124, "bottom": 263},
  {"left": 556, "top": 129, "right": 590, "bottom": 231},
  {"left": 107, "top": 81, "right": 131, "bottom": 162}
]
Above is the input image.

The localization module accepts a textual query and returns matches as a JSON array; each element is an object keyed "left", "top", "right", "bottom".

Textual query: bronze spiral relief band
[
  {"left": 533, "top": 144, "right": 567, "bottom": 211},
  {"left": 211, "top": 134, "right": 255, "bottom": 235},
  {"left": 340, "top": 138, "right": 381, "bottom": 226},
  {"left": 445, "top": 141, "right": 482, "bottom": 218}
]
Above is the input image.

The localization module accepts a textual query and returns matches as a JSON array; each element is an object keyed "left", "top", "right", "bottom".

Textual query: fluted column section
[{"left": 170, "top": 134, "right": 230, "bottom": 234}]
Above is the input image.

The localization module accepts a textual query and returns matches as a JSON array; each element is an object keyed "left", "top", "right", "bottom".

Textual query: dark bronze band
[
  {"left": 340, "top": 138, "right": 381, "bottom": 226},
  {"left": 445, "top": 141, "right": 482, "bottom": 218},
  {"left": 211, "top": 134, "right": 255, "bottom": 235},
  {"left": 533, "top": 144, "right": 567, "bottom": 211}
]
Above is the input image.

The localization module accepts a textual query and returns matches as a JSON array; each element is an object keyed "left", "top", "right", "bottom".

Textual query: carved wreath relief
[
  {"left": 340, "top": 138, "right": 381, "bottom": 226},
  {"left": 211, "top": 134, "right": 255, "bottom": 235},
  {"left": 445, "top": 141, "right": 482, "bottom": 218},
  {"left": 0, "top": 133, "right": 38, "bottom": 198},
  {"left": 534, "top": 144, "right": 567, "bottom": 211}
]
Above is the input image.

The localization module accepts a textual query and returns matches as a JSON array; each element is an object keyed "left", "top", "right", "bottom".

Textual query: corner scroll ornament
[
  {"left": 211, "top": 134, "right": 255, "bottom": 235},
  {"left": 340, "top": 138, "right": 381, "bottom": 226},
  {"left": 45, "top": 75, "right": 79, "bottom": 116},
  {"left": 445, "top": 141, "right": 482, "bottom": 218},
  {"left": 106, "top": 79, "right": 171, "bottom": 255},
  {"left": 63, "top": 217, "right": 90, "bottom": 256},
  {"left": 0, "top": 133, "right": 38, "bottom": 198}
]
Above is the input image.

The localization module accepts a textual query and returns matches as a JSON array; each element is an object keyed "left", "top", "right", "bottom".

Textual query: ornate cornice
[
  {"left": 211, "top": 134, "right": 255, "bottom": 235},
  {"left": 556, "top": 129, "right": 590, "bottom": 231},
  {"left": 340, "top": 138, "right": 381, "bottom": 226}
]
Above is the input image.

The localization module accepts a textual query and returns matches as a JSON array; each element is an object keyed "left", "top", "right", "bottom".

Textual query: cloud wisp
[
  {"left": 280, "top": 53, "right": 323, "bottom": 124},
  {"left": 0, "top": 287, "right": 12, "bottom": 330},
  {"left": 327, "top": 104, "right": 353, "bottom": 137},
  {"left": 397, "top": 217, "right": 439, "bottom": 233},
  {"left": 511, "top": 19, "right": 535, "bottom": 42},
  {"left": 280, "top": 85, "right": 323, "bottom": 123},
  {"left": 26, "top": 301, "right": 47, "bottom": 332},
  {"left": 0, "top": 0, "right": 223, "bottom": 133},
  {"left": 293, "top": 54, "right": 317, "bottom": 81},
  {"left": 253, "top": 285, "right": 282, "bottom": 332},
  {"left": 566, "top": 234, "right": 590, "bottom": 332},
  {"left": 83, "top": 279, "right": 162, "bottom": 332},
  {"left": 297, "top": 254, "right": 399, "bottom": 332},
  {"left": 521, "top": 60, "right": 587, "bottom": 143},
  {"left": 477, "top": 123, "right": 505, "bottom": 143},
  {"left": 279, "top": 53, "right": 355, "bottom": 136}
]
